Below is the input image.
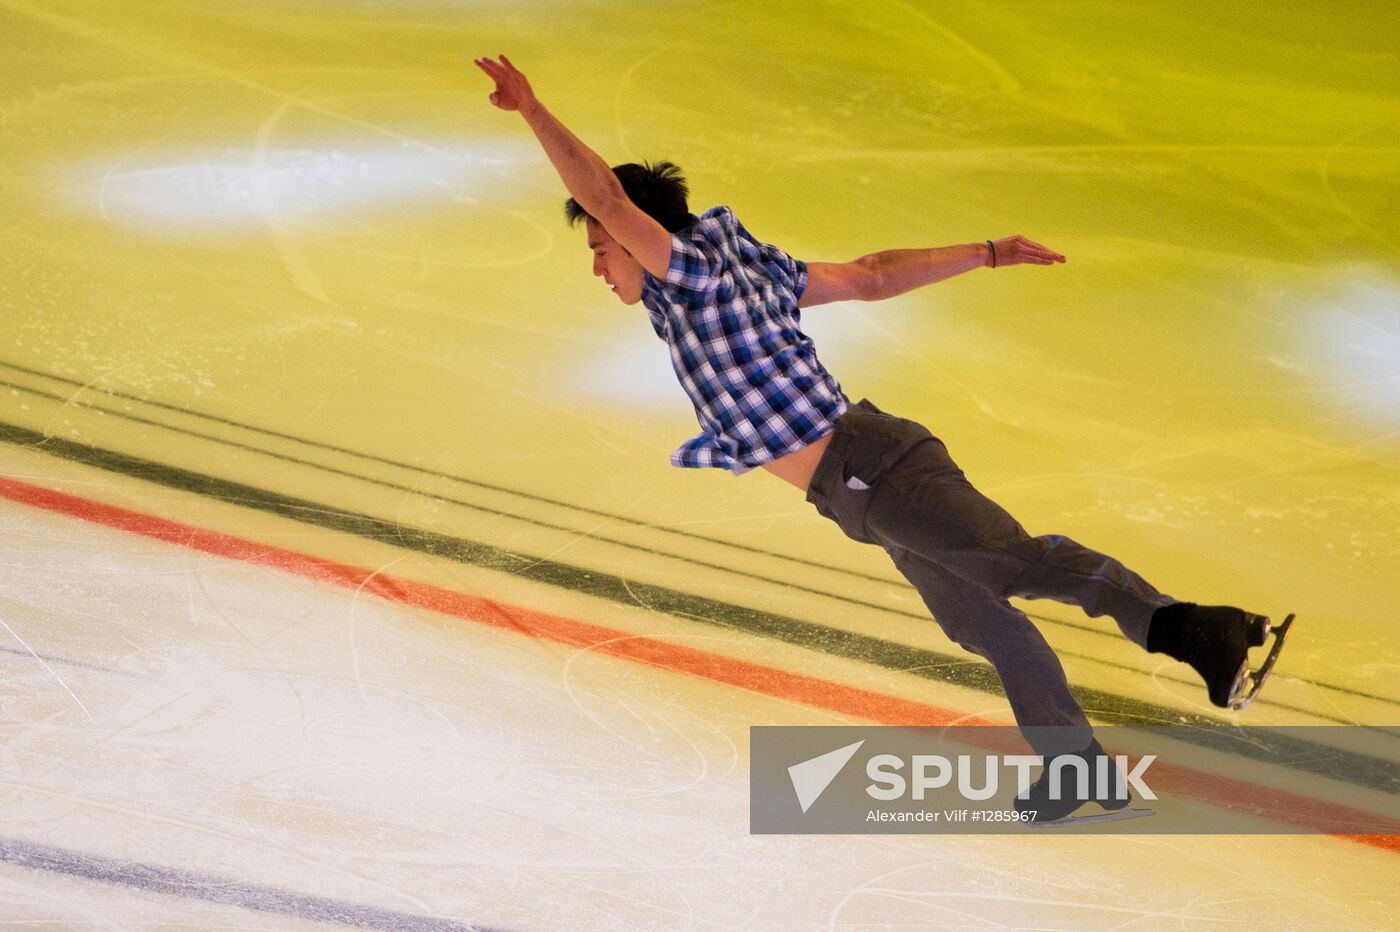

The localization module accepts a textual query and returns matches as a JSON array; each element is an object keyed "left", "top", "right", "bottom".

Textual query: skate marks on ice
[
  {"left": 3, "top": 417, "right": 1400, "bottom": 801},
  {"left": 0, "top": 424, "right": 1393, "bottom": 780},
  {"left": 3, "top": 465, "right": 1400, "bottom": 813},
  {"left": 4, "top": 537, "right": 1391, "bottom": 930},
  {"left": 0, "top": 609, "right": 95, "bottom": 720}
]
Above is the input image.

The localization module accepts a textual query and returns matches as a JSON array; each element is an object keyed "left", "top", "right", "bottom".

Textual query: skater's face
[{"left": 586, "top": 219, "right": 645, "bottom": 306}]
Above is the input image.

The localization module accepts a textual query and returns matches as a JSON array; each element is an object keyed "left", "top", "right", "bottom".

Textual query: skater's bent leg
[
  {"left": 866, "top": 437, "right": 1175, "bottom": 647},
  {"left": 885, "top": 544, "right": 1092, "bottom": 758}
]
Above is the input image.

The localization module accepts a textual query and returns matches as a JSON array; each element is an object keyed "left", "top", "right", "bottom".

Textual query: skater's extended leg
[
  {"left": 864, "top": 435, "right": 1175, "bottom": 646},
  {"left": 864, "top": 432, "right": 1290, "bottom": 710},
  {"left": 884, "top": 543, "right": 1092, "bottom": 758},
  {"left": 806, "top": 401, "right": 1289, "bottom": 714}
]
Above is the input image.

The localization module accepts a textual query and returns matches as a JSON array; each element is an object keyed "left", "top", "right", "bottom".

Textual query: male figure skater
[{"left": 473, "top": 55, "right": 1292, "bottom": 823}]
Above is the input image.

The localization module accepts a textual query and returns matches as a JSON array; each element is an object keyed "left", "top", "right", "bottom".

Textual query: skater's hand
[
  {"left": 474, "top": 54, "right": 539, "bottom": 116},
  {"left": 988, "top": 235, "right": 1066, "bottom": 267}
]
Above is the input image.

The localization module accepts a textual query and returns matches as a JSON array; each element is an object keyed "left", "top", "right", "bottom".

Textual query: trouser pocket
[
  {"left": 840, "top": 402, "right": 933, "bottom": 490},
  {"left": 808, "top": 399, "right": 934, "bottom": 544}
]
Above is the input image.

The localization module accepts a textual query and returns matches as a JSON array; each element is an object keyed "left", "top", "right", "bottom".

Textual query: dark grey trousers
[{"left": 806, "top": 399, "right": 1176, "bottom": 754}]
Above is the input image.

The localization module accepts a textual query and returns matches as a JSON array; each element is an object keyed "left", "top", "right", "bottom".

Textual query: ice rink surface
[{"left": 2, "top": 0, "right": 1399, "bottom": 928}]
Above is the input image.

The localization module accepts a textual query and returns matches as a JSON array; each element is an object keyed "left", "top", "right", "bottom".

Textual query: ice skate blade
[
  {"left": 1027, "top": 807, "right": 1155, "bottom": 829},
  {"left": 1227, "top": 613, "right": 1296, "bottom": 711}
]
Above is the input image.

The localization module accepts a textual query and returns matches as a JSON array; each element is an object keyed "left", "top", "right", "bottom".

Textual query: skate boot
[
  {"left": 1147, "top": 602, "right": 1295, "bottom": 710},
  {"left": 1013, "top": 738, "right": 1146, "bottom": 826}
]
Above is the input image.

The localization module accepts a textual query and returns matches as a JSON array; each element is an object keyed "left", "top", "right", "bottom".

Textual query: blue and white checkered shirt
[{"left": 640, "top": 206, "right": 849, "bottom": 475}]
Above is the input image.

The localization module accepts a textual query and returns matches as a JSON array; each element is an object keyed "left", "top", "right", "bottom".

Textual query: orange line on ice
[
  {"left": 0, "top": 476, "right": 985, "bottom": 729},
  {"left": 1, "top": 474, "right": 1395, "bottom": 852}
]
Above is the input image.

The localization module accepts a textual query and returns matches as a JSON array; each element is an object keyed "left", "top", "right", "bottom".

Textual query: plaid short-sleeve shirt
[{"left": 640, "top": 206, "right": 849, "bottom": 475}]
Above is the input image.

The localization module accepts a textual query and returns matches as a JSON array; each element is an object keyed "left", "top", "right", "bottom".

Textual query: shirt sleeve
[
  {"left": 661, "top": 210, "right": 729, "bottom": 304},
  {"left": 756, "top": 240, "right": 809, "bottom": 307}
]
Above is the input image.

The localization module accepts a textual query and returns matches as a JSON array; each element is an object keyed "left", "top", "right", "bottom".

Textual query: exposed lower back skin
[{"left": 761, "top": 432, "right": 834, "bottom": 492}]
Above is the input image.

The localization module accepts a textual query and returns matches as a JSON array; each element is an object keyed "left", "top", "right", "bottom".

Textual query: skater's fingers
[
  {"left": 498, "top": 55, "right": 529, "bottom": 86},
  {"left": 478, "top": 58, "right": 511, "bottom": 83},
  {"left": 1024, "top": 244, "right": 1066, "bottom": 262},
  {"left": 1010, "top": 246, "right": 1060, "bottom": 265}
]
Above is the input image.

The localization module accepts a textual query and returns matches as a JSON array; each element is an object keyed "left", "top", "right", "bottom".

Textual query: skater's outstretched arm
[
  {"left": 801, "top": 236, "right": 1066, "bottom": 308},
  {"left": 474, "top": 55, "right": 671, "bottom": 278}
]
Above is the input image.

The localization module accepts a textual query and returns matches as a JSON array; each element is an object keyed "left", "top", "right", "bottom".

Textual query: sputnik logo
[{"left": 787, "top": 740, "right": 865, "bottom": 813}]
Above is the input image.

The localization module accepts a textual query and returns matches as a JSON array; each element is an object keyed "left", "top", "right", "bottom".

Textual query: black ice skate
[
  {"left": 1148, "top": 603, "right": 1296, "bottom": 710},
  {"left": 1013, "top": 738, "right": 1154, "bottom": 828}
]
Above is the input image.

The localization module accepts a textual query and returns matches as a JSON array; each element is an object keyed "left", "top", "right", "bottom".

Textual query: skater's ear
[{"left": 800, "top": 261, "right": 879, "bottom": 307}]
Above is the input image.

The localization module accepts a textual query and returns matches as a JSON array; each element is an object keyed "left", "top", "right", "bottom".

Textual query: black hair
[{"left": 564, "top": 160, "right": 694, "bottom": 233}]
